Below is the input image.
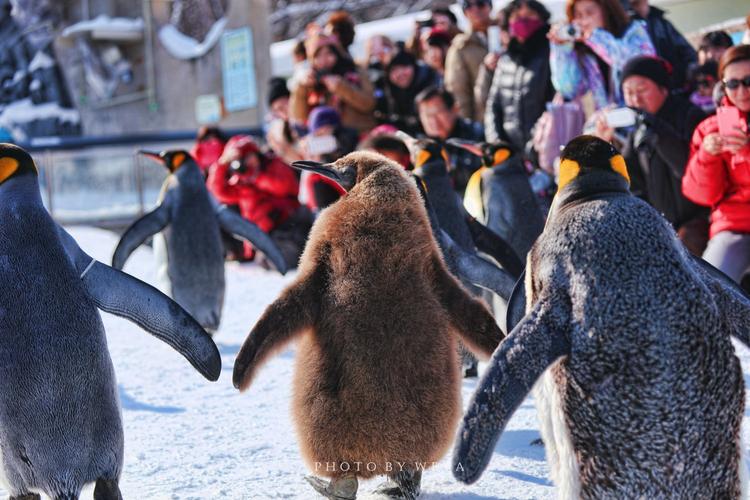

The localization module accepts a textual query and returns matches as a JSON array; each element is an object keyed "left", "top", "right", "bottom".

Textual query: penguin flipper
[
  {"left": 215, "top": 206, "right": 289, "bottom": 274},
  {"left": 438, "top": 229, "right": 515, "bottom": 301},
  {"left": 465, "top": 216, "right": 524, "bottom": 279},
  {"left": 506, "top": 269, "right": 527, "bottom": 332},
  {"left": 432, "top": 254, "right": 505, "bottom": 358},
  {"left": 57, "top": 226, "right": 221, "bottom": 381},
  {"left": 453, "top": 294, "right": 571, "bottom": 485},
  {"left": 112, "top": 202, "right": 171, "bottom": 269},
  {"left": 233, "top": 260, "right": 326, "bottom": 391},
  {"left": 692, "top": 256, "right": 750, "bottom": 346}
]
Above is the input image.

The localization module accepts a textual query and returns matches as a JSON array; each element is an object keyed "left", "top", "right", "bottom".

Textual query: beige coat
[
  {"left": 445, "top": 30, "right": 488, "bottom": 122},
  {"left": 290, "top": 66, "right": 376, "bottom": 133}
]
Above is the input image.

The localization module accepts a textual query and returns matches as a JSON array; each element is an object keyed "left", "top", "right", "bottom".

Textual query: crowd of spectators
[{"left": 193, "top": 1, "right": 750, "bottom": 289}]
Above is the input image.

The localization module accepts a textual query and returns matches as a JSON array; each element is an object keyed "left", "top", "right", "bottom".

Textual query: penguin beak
[
  {"left": 292, "top": 160, "right": 351, "bottom": 190},
  {"left": 138, "top": 150, "right": 167, "bottom": 168},
  {"left": 446, "top": 138, "right": 483, "bottom": 158}
]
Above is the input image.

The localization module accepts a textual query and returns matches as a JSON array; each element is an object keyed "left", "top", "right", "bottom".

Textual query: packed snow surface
[{"left": 5, "top": 226, "right": 750, "bottom": 499}]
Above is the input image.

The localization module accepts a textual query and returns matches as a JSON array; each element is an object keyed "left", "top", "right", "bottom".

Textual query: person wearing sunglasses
[{"left": 683, "top": 45, "right": 750, "bottom": 286}]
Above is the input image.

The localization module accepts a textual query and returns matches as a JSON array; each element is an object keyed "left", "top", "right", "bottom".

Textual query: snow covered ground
[{"left": 7, "top": 226, "right": 750, "bottom": 499}]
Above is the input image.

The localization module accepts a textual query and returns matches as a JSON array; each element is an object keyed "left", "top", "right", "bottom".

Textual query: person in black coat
[
  {"left": 628, "top": 0, "right": 697, "bottom": 90},
  {"left": 484, "top": 0, "right": 554, "bottom": 154},
  {"left": 373, "top": 49, "right": 439, "bottom": 136},
  {"left": 618, "top": 56, "right": 708, "bottom": 255}
]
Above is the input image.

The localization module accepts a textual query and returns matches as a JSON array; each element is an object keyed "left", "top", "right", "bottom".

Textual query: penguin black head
[
  {"left": 292, "top": 151, "right": 396, "bottom": 192},
  {"left": 394, "top": 131, "right": 449, "bottom": 170},
  {"left": 0, "top": 143, "right": 38, "bottom": 184},
  {"left": 557, "top": 135, "right": 630, "bottom": 193},
  {"left": 139, "top": 149, "right": 193, "bottom": 173},
  {"left": 446, "top": 138, "right": 513, "bottom": 168}
]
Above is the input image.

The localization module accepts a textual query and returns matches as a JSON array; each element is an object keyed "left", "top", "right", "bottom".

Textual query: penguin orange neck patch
[
  {"left": 0, "top": 157, "right": 19, "bottom": 184},
  {"left": 556, "top": 159, "right": 580, "bottom": 193},
  {"left": 609, "top": 154, "right": 630, "bottom": 184},
  {"left": 171, "top": 152, "right": 186, "bottom": 171},
  {"left": 491, "top": 148, "right": 510, "bottom": 166}
]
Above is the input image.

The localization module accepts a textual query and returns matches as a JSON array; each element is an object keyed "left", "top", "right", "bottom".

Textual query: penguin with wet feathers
[
  {"left": 112, "top": 149, "right": 288, "bottom": 333},
  {"left": 233, "top": 151, "right": 504, "bottom": 499},
  {"left": 0, "top": 143, "right": 221, "bottom": 500},
  {"left": 453, "top": 135, "right": 750, "bottom": 498}
]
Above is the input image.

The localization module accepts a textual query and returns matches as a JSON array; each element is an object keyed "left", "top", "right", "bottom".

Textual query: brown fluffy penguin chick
[{"left": 233, "top": 151, "right": 503, "bottom": 484}]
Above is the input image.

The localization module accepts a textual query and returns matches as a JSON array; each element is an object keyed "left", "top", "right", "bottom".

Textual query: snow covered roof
[
  {"left": 158, "top": 18, "right": 228, "bottom": 60},
  {"left": 62, "top": 15, "right": 144, "bottom": 41}
]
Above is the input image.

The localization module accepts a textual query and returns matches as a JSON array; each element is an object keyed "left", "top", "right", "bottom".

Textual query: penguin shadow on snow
[
  {"left": 493, "top": 429, "right": 546, "bottom": 462},
  {"left": 118, "top": 385, "right": 185, "bottom": 414}
]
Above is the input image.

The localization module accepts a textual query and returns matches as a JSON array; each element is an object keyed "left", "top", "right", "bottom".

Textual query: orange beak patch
[
  {"left": 0, "top": 157, "right": 19, "bottom": 184},
  {"left": 492, "top": 148, "right": 510, "bottom": 166}
]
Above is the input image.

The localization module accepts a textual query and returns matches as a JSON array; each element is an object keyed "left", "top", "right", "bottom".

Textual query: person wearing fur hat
[
  {"left": 290, "top": 33, "right": 376, "bottom": 133},
  {"left": 373, "top": 48, "right": 439, "bottom": 135},
  {"left": 597, "top": 55, "right": 708, "bottom": 255}
]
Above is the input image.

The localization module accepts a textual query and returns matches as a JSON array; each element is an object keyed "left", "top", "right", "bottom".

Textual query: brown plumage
[{"left": 233, "top": 151, "right": 502, "bottom": 479}]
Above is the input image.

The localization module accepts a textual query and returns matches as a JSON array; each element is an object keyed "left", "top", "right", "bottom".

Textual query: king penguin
[
  {"left": 0, "top": 143, "right": 221, "bottom": 500},
  {"left": 448, "top": 138, "right": 545, "bottom": 261},
  {"left": 233, "top": 151, "right": 504, "bottom": 500},
  {"left": 112, "top": 149, "right": 288, "bottom": 333},
  {"left": 452, "top": 136, "right": 750, "bottom": 498}
]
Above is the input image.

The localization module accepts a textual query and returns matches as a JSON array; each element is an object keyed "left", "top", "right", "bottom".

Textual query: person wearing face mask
[
  {"left": 549, "top": 0, "right": 655, "bottom": 111},
  {"left": 483, "top": 0, "right": 555, "bottom": 153},
  {"left": 683, "top": 45, "right": 750, "bottom": 286}
]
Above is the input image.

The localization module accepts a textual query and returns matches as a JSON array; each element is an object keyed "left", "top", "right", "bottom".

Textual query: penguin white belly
[
  {"left": 153, "top": 233, "right": 171, "bottom": 296},
  {"left": 533, "top": 366, "right": 580, "bottom": 500}
]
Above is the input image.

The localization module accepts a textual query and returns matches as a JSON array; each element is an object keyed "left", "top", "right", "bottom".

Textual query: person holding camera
[
  {"left": 548, "top": 0, "right": 654, "bottom": 111},
  {"left": 289, "top": 34, "right": 375, "bottom": 133},
  {"left": 683, "top": 45, "right": 750, "bottom": 285},
  {"left": 206, "top": 135, "right": 301, "bottom": 263},
  {"left": 597, "top": 56, "right": 708, "bottom": 255}
]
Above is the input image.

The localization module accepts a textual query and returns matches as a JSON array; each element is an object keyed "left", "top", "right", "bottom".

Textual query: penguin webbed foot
[{"left": 305, "top": 474, "right": 358, "bottom": 500}]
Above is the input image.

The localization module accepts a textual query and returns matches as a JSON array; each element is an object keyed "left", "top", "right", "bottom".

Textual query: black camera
[
  {"left": 417, "top": 19, "right": 434, "bottom": 29},
  {"left": 230, "top": 159, "right": 247, "bottom": 174}
]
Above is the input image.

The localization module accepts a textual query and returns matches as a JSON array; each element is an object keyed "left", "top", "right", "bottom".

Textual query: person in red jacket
[
  {"left": 190, "top": 126, "right": 227, "bottom": 178},
  {"left": 682, "top": 45, "right": 750, "bottom": 284},
  {"left": 207, "top": 135, "right": 301, "bottom": 262}
]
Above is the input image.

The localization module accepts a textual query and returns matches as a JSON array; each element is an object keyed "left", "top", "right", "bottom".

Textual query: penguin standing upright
[
  {"left": 112, "top": 149, "right": 288, "bottom": 333},
  {"left": 452, "top": 136, "right": 750, "bottom": 498},
  {"left": 233, "top": 152, "right": 504, "bottom": 500},
  {"left": 448, "top": 138, "right": 545, "bottom": 261},
  {"left": 0, "top": 143, "right": 221, "bottom": 500}
]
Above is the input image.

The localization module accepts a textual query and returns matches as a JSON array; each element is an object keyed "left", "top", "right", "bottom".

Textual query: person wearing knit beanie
[{"left": 621, "top": 55, "right": 673, "bottom": 92}]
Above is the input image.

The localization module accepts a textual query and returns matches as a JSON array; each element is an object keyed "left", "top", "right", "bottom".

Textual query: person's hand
[
  {"left": 721, "top": 126, "right": 750, "bottom": 155},
  {"left": 547, "top": 23, "right": 569, "bottom": 45},
  {"left": 301, "top": 68, "right": 317, "bottom": 88},
  {"left": 702, "top": 132, "right": 723, "bottom": 156},
  {"left": 483, "top": 52, "right": 501, "bottom": 71},
  {"left": 321, "top": 74, "right": 342, "bottom": 93},
  {"left": 594, "top": 113, "right": 615, "bottom": 142}
]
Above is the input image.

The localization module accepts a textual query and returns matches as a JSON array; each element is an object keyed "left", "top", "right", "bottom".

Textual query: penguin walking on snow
[
  {"left": 448, "top": 139, "right": 545, "bottom": 261},
  {"left": 233, "top": 152, "right": 504, "bottom": 500},
  {"left": 0, "top": 144, "right": 221, "bottom": 500},
  {"left": 453, "top": 136, "right": 750, "bottom": 498},
  {"left": 112, "top": 149, "right": 288, "bottom": 333}
]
